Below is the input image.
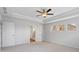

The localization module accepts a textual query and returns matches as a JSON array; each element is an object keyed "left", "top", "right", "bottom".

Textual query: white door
[
  {"left": 15, "top": 24, "right": 31, "bottom": 44},
  {"left": 25, "top": 26, "right": 31, "bottom": 44},
  {"left": 0, "top": 23, "right": 1, "bottom": 48},
  {"left": 0, "top": 15, "right": 1, "bottom": 48},
  {"left": 2, "top": 22, "right": 15, "bottom": 47}
]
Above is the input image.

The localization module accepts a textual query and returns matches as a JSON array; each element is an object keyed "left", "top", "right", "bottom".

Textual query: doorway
[{"left": 30, "top": 26, "right": 36, "bottom": 43}]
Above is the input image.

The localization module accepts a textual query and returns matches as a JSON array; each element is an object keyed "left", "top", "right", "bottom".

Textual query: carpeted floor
[{"left": 1, "top": 42, "right": 79, "bottom": 52}]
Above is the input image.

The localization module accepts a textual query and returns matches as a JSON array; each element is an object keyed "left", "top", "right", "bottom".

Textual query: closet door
[
  {"left": 15, "top": 24, "right": 31, "bottom": 44},
  {"left": 25, "top": 26, "right": 31, "bottom": 43},
  {"left": 2, "top": 22, "right": 15, "bottom": 47},
  {"left": 0, "top": 23, "right": 1, "bottom": 48},
  {"left": 0, "top": 15, "right": 1, "bottom": 48}
]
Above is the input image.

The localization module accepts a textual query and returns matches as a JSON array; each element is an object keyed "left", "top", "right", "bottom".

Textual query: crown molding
[
  {"left": 44, "top": 14, "right": 79, "bottom": 24},
  {"left": 44, "top": 8, "right": 79, "bottom": 24},
  {"left": 1, "top": 7, "right": 79, "bottom": 24},
  {"left": 2, "top": 12, "right": 44, "bottom": 24}
]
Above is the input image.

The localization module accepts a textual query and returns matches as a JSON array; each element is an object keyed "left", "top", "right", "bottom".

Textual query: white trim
[
  {"left": 45, "top": 14, "right": 79, "bottom": 24},
  {"left": 1, "top": 12, "right": 44, "bottom": 24}
]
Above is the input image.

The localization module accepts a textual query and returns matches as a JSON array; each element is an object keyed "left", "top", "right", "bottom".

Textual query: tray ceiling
[{"left": 0, "top": 7, "right": 78, "bottom": 23}]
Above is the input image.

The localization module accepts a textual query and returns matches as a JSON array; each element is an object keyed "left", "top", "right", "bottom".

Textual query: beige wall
[
  {"left": 43, "top": 17, "right": 79, "bottom": 48},
  {"left": 2, "top": 16, "right": 43, "bottom": 47}
]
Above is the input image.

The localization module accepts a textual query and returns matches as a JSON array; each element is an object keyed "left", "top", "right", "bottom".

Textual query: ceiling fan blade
[
  {"left": 47, "top": 13, "right": 54, "bottom": 15},
  {"left": 43, "top": 9, "right": 45, "bottom": 12},
  {"left": 36, "top": 10, "right": 42, "bottom": 13},
  {"left": 47, "top": 9, "right": 51, "bottom": 12}
]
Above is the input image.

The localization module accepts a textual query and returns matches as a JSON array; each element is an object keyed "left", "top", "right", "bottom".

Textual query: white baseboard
[{"left": 44, "top": 40, "right": 79, "bottom": 49}]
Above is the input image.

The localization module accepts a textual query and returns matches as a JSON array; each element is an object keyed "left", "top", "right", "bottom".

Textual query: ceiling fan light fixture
[
  {"left": 36, "top": 8, "right": 54, "bottom": 18},
  {"left": 42, "top": 12, "right": 47, "bottom": 18},
  {"left": 42, "top": 13, "right": 47, "bottom": 17}
]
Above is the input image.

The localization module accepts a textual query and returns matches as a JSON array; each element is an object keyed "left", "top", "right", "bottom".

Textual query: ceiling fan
[{"left": 36, "top": 8, "right": 54, "bottom": 18}]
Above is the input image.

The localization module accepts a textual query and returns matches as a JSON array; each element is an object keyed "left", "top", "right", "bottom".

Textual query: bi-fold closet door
[
  {"left": 0, "top": 15, "right": 1, "bottom": 48},
  {"left": 15, "top": 23, "right": 31, "bottom": 45},
  {"left": 2, "top": 21, "right": 31, "bottom": 47},
  {"left": 0, "top": 22, "right": 1, "bottom": 48},
  {"left": 0, "top": 23, "right": 1, "bottom": 48},
  {"left": 2, "top": 22, "right": 15, "bottom": 47}
]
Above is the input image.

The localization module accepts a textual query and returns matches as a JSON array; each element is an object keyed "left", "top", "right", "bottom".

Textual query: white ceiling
[{"left": 0, "top": 7, "right": 78, "bottom": 23}]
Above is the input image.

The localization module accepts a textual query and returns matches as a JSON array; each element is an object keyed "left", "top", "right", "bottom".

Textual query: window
[
  {"left": 53, "top": 24, "right": 64, "bottom": 31},
  {"left": 67, "top": 24, "right": 76, "bottom": 31}
]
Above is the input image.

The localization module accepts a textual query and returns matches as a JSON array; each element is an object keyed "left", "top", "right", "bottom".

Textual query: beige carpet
[{"left": 1, "top": 42, "right": 79, "bottom": 52}]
